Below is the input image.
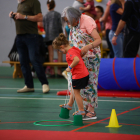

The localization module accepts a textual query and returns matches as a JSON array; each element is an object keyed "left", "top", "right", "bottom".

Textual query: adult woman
[
  {"left": 61, "top": 7, "right": 101, "bottom": 120},
  {"left": 109, "top": 0, "right": 125, "bottom": 57},
  {"left": 43, "top": 0, "right": 63, "bottom": 77}
]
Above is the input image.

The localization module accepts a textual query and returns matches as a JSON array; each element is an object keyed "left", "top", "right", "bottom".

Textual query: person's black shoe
[
  {"left": 49, "top": 74, "right": 56, "bottom": 78},
  {"left": 57, "top": 74, "right": 64, "bottom": 78}
]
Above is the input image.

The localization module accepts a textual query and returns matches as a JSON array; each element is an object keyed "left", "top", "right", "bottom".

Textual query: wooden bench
[{"left": 2, "top": 61, "right": 68, "bottom": 79}]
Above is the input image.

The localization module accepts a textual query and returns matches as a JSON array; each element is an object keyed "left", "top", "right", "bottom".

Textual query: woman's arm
[
  {"left": 81, "top": 29, "right": 101, "bottom": 56},
  {"left": 120, "top": 0, "right": 125, "bottom": 10},
  {"left": 116, "top": 8, "right": 124, "bottom": 15},
  {"left": 116, "top": 0, "right": 125, "bottom": 15},
  {"left": 99, "top": 4, "right": 110, "bottom": 22},
  {"left": 88, "top": 29, "right": 102, "bottom": 49},
  {"left": 112, "top": 20, "right": 126, "bottom": 45}
]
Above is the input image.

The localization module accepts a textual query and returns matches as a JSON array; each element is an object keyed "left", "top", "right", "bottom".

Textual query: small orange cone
[{"left": 106, "top": 109, "right": 122, "bottom": 128}]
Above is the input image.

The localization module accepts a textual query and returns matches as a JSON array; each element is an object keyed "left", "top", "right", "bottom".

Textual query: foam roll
[{"left": 98, "top": 58, "right": 140, "bottom": 90}]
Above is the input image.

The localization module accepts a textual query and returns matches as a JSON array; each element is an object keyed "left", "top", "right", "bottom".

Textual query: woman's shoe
[
  {"left": 49, "top": 74, "right": 55, "bottom": 78},
  {"left": 82, "top": 111, "right": 97, "bottom": 120}
]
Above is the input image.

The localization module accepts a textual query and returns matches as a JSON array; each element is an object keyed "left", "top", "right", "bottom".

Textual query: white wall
[{"left": 0, "top": 0, "right": 108, "bottom": 66}]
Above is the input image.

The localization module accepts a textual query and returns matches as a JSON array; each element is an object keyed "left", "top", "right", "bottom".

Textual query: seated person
[
  {"left": 95, "top": 6, "right": 105, "bottom": 35},
  {"left": 95, "top": 6, "right": 109, "bottom": 55}
]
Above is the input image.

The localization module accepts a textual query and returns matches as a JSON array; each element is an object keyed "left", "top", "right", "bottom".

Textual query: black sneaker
[
  {"left": 49, "top": 74, "right": 56, "bottom": 78},
  {"left": 83, "top": 111, "right": 97, "bottom": 120},
  {"left": 57, "top": 74, "right": 64, "bottom": 78}
]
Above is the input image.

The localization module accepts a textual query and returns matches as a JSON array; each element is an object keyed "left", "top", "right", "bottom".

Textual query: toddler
[
  {"left": 53, "top": 33, "right": 89, "bottom": 116},
  {"left": 80, "top": 0, "right": 96, "bottom": 18}
]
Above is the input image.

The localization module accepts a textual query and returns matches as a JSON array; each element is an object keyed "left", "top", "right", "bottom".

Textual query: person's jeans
[
  {"left": 109, "top": 30, "right": 124, "bottom": 58},
  {"left": 106, "top": 29, "right": 114, "bottom": 58},
  {"left": 16, "top": 34, "right": 49, "bottom": 88}
]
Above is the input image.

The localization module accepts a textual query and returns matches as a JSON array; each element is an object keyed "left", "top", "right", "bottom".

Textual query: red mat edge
[
  {"left": 57, "top": 90, "right": 140, "bottom": 98},
  {"left": 0, "top": 130, "right": 140, "bottom": 140}
]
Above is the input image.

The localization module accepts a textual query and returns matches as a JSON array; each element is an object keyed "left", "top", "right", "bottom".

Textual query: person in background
[
  {"left": 109, "top": 0, "right": 125, "bottom": 58},
  {"left": 31, "top": 22, "right": 47, "bottom": 78},
  {"left": 99, "top": 0, "right": 114, "bottom": 58},
  {"left": 95, "top": 6, "right": 105, "bottom": 34},
  {"left": 79, "top": 0, "right": 96, "bottom": 19},
  {"left": 38, "top": 22, "right": 46, "bottom": 37},
  {"left": 61, "top": 7, "right": 101, "bottom": 120},
  {"left": 72, "top": 0, "right": 85, "bottom": 13},
  {"left": 9, "top": 0, "right": 50, "bottom": 93},
  {"left": 43, "top": 0, "right": 63, "bottom": 78},
  {"left": 65, "top": 25, "right": 70, "bottom": 40},
  {"left": 112, "top": 0, "right": 140, "bottom": 57},
  {"left": 95, "top": 5, "right": 111, "bottom": 58}
]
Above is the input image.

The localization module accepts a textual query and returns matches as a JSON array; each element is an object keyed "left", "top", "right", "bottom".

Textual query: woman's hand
[
  {"left": 112, "top": 36, "right": 117, "bottom": 46},
  {"left": 66, "top": 67, "right": 71, "bottom": 72},
  {"left": 81, "top": 45, "right": 89, "bottom": 57}
]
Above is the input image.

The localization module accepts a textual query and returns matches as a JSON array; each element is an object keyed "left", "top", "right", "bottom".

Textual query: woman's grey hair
[{"left": 61, "top": 6, "right": 81, "bottom": 30}]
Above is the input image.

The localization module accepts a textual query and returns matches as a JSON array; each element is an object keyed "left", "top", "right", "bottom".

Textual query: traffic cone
[{"left": 106, "top": 109, "right": 122, "bottom": 128}]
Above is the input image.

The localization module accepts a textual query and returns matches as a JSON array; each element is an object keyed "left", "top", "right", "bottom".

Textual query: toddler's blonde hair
[{"left": 53, "top": 33, "right": 69, "bottom": 49}]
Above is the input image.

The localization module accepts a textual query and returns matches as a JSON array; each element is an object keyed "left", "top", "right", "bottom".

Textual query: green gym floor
[{"left": 0, "top": 66, "right": 140, "bottom": 140}]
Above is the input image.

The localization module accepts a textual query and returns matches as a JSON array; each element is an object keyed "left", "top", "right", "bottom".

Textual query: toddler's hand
[
  {"left": 66, "top": 67, "right": 71, "bottom": 72},
  {"left": 99, "top": 17, "right": 102, "bottom": 22},
  {"left": 79, "top": 7, "right": 83, "bottom": 10}
]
